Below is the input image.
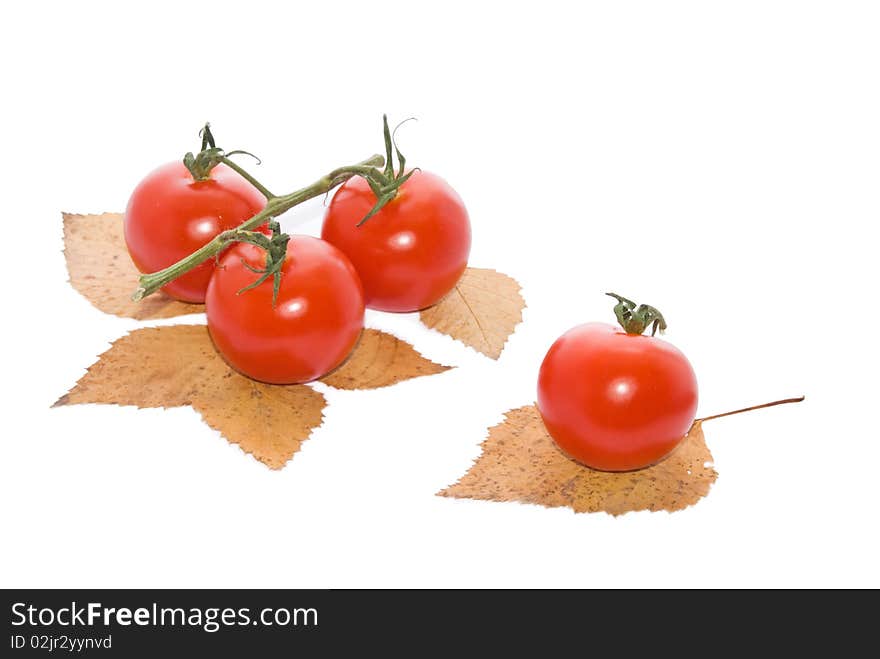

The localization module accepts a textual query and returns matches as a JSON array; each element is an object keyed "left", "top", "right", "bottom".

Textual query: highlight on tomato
[
  {"left": 206, "top": 225, "right": 365, "bottom": 385},
  {"left": 536, "top": 293, "right": 698, "bottom": 472},
  {"left": 124, "top": 125, "right": 268, "bottom": 303},
  {"left": 321, "top": 117, "right": 471, "bottom": 312}
]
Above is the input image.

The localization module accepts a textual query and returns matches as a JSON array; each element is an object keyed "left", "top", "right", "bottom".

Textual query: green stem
[
  {"left": 131, "top": 153, "right": 385, "bottom": 301},
  {"left": 218, "top": 155, "right": 276, "bottom": 200}
]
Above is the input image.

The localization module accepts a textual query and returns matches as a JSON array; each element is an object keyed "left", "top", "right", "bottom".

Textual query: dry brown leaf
[
  {"left": 420, "top": 267, "right": 524, "bottom": 359},
  {"left": 439, "top": 404, "right": 717, "bottom": 515},
  {"left": 54, "top": 325, "right": 324, "bottom": 469},
  {"left": 320, "top": 329, "right": 451, "bottom": 389},
  {"left": 62, "top": 212, "right": 203, "bottom": 320},
  {"left": 55, "top": 326, "right": 451, "bottom": 467}
]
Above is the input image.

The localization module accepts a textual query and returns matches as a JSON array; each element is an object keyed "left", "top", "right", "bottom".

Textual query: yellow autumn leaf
[
  {"left": 439, "top": 404, "right": 717, "bottom": 515},
  {"left": 62, "top": 212, "right": 203, "bottom": 320},
  {"left": 420, "top": 267, "right": 524, "bottom": 359},
  {"left": 56, "top": 325, "right": 451, "bottom": 468}
]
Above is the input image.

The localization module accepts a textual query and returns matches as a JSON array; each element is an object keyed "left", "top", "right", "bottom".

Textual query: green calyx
[
  {"left": 233, "top": 220, "right": 290, "bottom": 306},
  {"left": 606, "top": 292, "right": 667, "bottom": 336},
  {"left": 182, "top": 123, "right": 225, "bottom": 180},
  {"left": 356, "top": 115, "right": 419, "bottom": 226},
  {"left": 182, "top": 123, "right": 275, "bottom": 199}
]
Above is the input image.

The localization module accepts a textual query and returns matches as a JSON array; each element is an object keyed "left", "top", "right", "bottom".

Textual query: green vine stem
[
  {"left": 217, "top": 153, "right": 276, "bottom": 200},
  {"left": 131, "top": 153, "right": 385, "bottom": 301},
  {"left": 606, "top": 292, "right": 668, "bottom": 336},
  {"left": 133, "top": 116, "right": 416, "bottom": 303}
]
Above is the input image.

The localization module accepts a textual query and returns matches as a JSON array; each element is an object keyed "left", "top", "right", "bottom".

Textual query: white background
[{"left": 1, "top": 1, "right": 877, "bottom": 588}]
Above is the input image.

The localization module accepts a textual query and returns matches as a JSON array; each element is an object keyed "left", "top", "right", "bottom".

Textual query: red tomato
[
  {"left": 124, "top": 161, "right": 266, "bottom": 303},
  {"left": 206, "top": 236, "right": 364, "bottom": 384},
  {"left": 537, "top": 323, "right": 698, "bottom": 471},
  {"left": 321, "top": 170, "right": 471, "bottom": 312}
]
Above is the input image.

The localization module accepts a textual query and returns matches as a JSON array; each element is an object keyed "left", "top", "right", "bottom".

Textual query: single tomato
[
  {"left": 206, "top": 235, "right": 364, "bottom": 384},
  {"left": 124, "top": 161, "right": 266, "bottom": 303},
  {"left": 537, "top": 297, "right": 698, "bottom": 471},
  {"left": 321, "top": 170, "right": 471, "bottom": 312}
]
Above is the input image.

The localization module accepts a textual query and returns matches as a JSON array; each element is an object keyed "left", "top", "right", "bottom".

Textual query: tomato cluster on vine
[{"left": 124, "top": 118, "right": 471, "bottom": 385}]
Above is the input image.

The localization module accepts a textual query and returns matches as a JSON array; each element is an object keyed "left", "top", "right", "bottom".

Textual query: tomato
[
  {"left": 206, "top": 235, "right": 364, "bottom": 384},
  {"left": 536, "top": 323, "right": 698, "bottom": 472},
  {"left": 124, "top": 161, "right": 266, "bottom": 303},
  {"left": 321, "top": 170, "right": 471, "bottom": 312}
]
